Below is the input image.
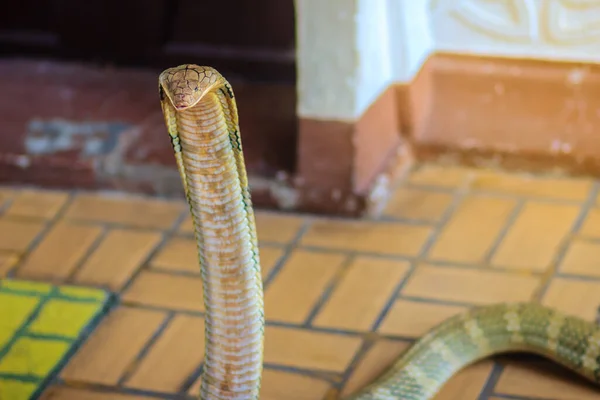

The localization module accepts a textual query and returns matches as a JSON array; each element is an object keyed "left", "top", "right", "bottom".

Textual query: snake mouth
[
  {"left": 159, "top": 82, "right": 202, "bottom": 111},
  {"left": 171, "top": 94, "right": 195, "bottom": 110},
  {"left": 174, "top": 103, "right": 192, "bottom": 111}
]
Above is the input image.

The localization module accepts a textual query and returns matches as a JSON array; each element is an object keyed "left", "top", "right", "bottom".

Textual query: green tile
[
  {"left": 0, "top": 279, "right": 111, "bottom": 398},
  {"left": 0, "top": 378, "right": 38, "bottom": 400},
  {"left": 0, "top": 337, "right": 70, "bottom": 376},
  {"left": 28, "top": 299, "right": 103, "bottom": 338},
  {"left": 0, "top": 330, "right": 14, "bottom": 351},
  {"left": 0, "top": 293, "right": 39, "bottom": 332},
  {"left": 59, "top": 285, "right": 106, "bottom": 301},
  {"left": 1, "top": 280, "right": 52, "bottom": 294}
]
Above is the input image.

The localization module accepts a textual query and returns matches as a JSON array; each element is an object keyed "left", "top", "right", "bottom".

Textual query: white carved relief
[
  {"left": 431, "top": 0, "right": 537, "bottom": 43},
  {"left": 540, "top": 0, "right": 600, "bottom": 45},
  {"left": 429, "top": 0, "right": 600, "bottom": 61}
]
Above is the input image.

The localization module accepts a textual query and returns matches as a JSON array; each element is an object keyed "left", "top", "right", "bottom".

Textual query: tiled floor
[{"left": 2, "top": 163, "right": 600, "bottom": 399}]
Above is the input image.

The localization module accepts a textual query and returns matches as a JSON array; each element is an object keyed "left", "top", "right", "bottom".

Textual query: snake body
[{"left": 158, "top": 64, "right": 600, "bottom": 399}]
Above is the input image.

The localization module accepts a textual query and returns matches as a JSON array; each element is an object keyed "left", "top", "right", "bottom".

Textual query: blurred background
[
  {"left": 0, "top": 0, "right": 297, "bottom": 207},
  {"left": 2, "top": 0, "right": 600, "bottom": 217},
  {"left": 2, "top": 1, "right": 600, "bottom": 400}
]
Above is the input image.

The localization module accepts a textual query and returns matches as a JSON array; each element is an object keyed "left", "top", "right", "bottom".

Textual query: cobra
[{"left": 158, "top": 64, "right": 600, "bottom": 400}]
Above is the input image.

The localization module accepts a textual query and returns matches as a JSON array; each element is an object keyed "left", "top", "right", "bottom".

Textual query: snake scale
[{"left": 158, "top": 64, "right": 600, "bottom": 399}]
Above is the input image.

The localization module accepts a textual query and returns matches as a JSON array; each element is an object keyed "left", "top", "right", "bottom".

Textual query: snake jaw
[
  {"left": 158, "top": 64, "right": 221, "bottom": 111},
  {"left": 171, "top": 94, "right": 193, "bottom": 110}
]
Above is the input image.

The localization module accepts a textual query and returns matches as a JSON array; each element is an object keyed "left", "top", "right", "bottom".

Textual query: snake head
[{"left": 158, "top": 64, "right": 221, "bottom": 110}]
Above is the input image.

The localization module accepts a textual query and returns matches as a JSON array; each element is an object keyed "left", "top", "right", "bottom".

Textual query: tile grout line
[
  {"left": 482, "top": 198, "right": 526, "bottom": 265},
  {"left": 294, "top": 242, "right": 600, "bottom": 282},
  {"left": 283, "top": 244, "right": 553, "bottom": 274},
  {"left": 63, "top": 215, "right": 175, "bottom": 289},
  {"left": 568, "top": 235, "right": 600, "bottom": 243},
  {"left": 405, "top": 181, "right": 595, "bottom": 206},
  {"left": 0, "top": 372, "right": 40, "bottom": 383},
  {"left": 0, "top": 288, "right": 57, "bottom": 361},
  {"left": 116, "top": 312, "right": 176, "bottom": 387},
  {"left": 60, "top": 218, "right": 180, "bottom": 232},
  {"left": 302, "top": 254, "right": 356, "bottom": 327},
  {"left": 489, "top": 393, "right": 556, "bottom": 400},
  {"left": 262, "top": 363, "right": 340, "bottom": 384},
  {"left": 359, "top": 214, "right": 437, "bottom": 226},
  {"left": 179, "top": 362, "right": 342, "bottom": 396},
  {"left": 477, "top": 361, "right": 506, "bottom": 400},
  {"left": 64, "top": 226, "right": 111, "bottom": 283},
  {"left": 0, "top": 285, "right": 104, "bottom": 302},
  {"left": 555, "top": 272, "right": 600, "bottom": 281},
  {"left": 132, "top": 242, "right": 593, "bottom": 281},
  {"left": 392, "top": 295, "right": 478, "bottom": 308},
  {"left": 118, "top": 209, "right": 190, "bottom": 296},
  {"left": 261, "top": 220, "right": 311, "bottom": 290},
  {"left": 96, "top": 301, "right": 423, "bottom": 343},
  {"left": 105, "top": 274, "right": 600, "bottom": 330},
  {"left": 68, "top": 184, "right": 186, "bottom": 204},
  {"left": 7, "top": 190, "right": 78, "bottom": 278},
  {"left": 336, "top": 338, "right": 377, "bottom": 394},
  {"left": 533, "top": 181, "right": 600, "bottom": 302},
  {"left": 178, "top": 361, "right": 204, "bottom": 395}
]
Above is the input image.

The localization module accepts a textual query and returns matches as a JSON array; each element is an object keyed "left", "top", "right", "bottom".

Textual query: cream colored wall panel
[{"left": 430, "top": 0, "right": 600, "bottom": 63}]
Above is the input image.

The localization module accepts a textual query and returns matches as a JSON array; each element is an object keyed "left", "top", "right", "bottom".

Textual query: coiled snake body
[{"left": 158, "top": 64, "right": 600, "bottom": 399}]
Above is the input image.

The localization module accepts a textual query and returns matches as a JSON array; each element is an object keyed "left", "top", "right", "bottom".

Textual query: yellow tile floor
[
  {"left": 1, "top": 163, "right": 600, "bottom": 399},
  {"left": 0, "top": 280, "right": 110, "bottom": 399}
]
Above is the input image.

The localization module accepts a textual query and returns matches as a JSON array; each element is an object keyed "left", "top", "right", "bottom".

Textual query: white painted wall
[
  {"left": 295, "top": 0, "right": 359, "bottom": 122},
  {"left": 296, "top": 0, "right": 600, "bottom": 121}
]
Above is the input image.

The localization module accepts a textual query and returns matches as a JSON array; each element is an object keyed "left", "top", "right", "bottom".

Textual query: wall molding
[
  {"left": 404, "top": 51, "right": 600, "bottom": 178},
  {"left": 292, "top": 50, "right": 600, "bottom": 216}
]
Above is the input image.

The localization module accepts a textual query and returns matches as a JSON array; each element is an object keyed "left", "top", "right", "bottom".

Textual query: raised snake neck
[{"left": 158, "top": 64, "right": 600, "bottom": 400}]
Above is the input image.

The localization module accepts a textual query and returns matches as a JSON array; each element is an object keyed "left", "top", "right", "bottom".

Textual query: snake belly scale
[{"left": 158, "top": 64, "right": 600, "bottom": 400}]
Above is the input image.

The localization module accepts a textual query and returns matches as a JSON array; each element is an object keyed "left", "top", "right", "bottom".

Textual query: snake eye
[{"left": 159, "top": 85, "right": 165, "bottom": 101}]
